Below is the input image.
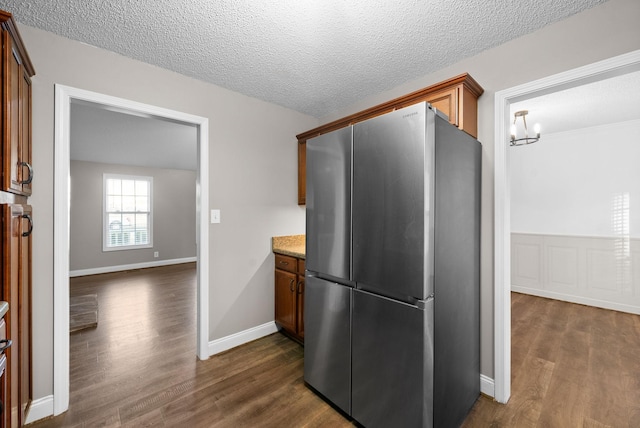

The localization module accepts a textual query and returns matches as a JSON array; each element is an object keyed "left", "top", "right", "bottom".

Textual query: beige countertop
[{"left": 272, "top": 234, "right": 305, "bottom": 259}]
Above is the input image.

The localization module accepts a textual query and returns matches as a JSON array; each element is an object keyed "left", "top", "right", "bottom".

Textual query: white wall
[
  {"left": 69, "top": 160, "right": 197, "bottom": 272},
  {"left": 511, "top": 120, "right": 640, "bottom": 238},
  {"left": 322, "top": 0, "right": 640, "bottom": 378},
  {"left": 22, "top": 25, "right": 317, "bottom": 401}
]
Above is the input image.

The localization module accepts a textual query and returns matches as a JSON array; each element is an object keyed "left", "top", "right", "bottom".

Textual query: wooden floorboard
[{"left": 27, "top": 265, "right": 640, "bottom": 427}]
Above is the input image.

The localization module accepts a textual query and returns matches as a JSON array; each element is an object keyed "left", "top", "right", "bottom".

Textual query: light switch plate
[{"left": 211, "top": 209, "right": 221, "bottom": 224}]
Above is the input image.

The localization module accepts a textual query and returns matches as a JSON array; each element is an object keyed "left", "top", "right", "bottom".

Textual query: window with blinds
[{"left": 103, "top": 174, "right": 153, "bottom": 251}]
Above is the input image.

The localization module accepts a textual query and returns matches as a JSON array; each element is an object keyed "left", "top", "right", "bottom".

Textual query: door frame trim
[
  {"left": 493, "top": 49, "right": 640, "bottom": 403},
  {"left": 53, "top": 85, "right": 210, "bottom": 415}
]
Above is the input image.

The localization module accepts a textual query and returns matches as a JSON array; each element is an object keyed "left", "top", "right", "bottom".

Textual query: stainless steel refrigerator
[{"left": 304, "top": 102, "right": 481, "bottom": 428}]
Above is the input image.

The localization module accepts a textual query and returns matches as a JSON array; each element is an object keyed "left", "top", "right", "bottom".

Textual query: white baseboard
[
  {"left": 512, "top": 286, "right": 640, "bottom": 316},
  {"left": 208, "top": 322, "right": 279, "bottom": 356},
  {"left": 480, "top": 374, "right": 495, "bottom": 398},
  {"left": 25, "top": 394, "right": 54, "bottom": 424},
  {"left": 69, "top": 257, "right": 197, "bottom": 277}
]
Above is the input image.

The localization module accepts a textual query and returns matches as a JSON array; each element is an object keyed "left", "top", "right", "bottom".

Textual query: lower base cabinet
[
  {"left": 1, "top": 204, "right": 32, "bottom": 427},
  {"left": 0, "top": 315, "right": 8, "bottom": 428},
  {"left": 0, "top": 354, "right": 7, "bottom": 428},
  {"left": 274, "top": 254, "right": 305, "bottom": 342}
]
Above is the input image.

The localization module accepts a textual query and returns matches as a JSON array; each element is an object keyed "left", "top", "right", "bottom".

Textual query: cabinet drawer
[
  {"left": 275, "top": 254, "right": 297, "bottom": 273},
  {"left": 297, "top": 259, "right": 306, "bottom": 274}
]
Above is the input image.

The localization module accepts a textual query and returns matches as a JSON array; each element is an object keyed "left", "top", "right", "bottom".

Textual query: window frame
[{"left": 102, "top": 173, "right": 153, "bottom": 252}]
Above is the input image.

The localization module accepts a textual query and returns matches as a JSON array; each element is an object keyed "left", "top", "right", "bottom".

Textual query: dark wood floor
[
  {"left": 462, "top": 292, "right": 640, "bottom": 428},
  {"left": 28, "top": 263, "right": 350, "bottom": 427},
  {"left": 28, "top": 264, "right": 640, "bottom": 427}
]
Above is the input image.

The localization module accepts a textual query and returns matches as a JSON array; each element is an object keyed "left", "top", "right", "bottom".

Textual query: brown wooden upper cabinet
[
  {"left": 1, "top": 11, "right": 35, "bottom": 197},
  {"left": 296, "top": 73, "right": 483, "bottom": 205}
]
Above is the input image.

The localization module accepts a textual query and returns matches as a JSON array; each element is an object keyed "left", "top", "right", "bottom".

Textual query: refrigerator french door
[
  {"left": 304, "top": 125, "right": 353, "bottom": 415},
  {"left": 304, "top": 276, "right": 352, "bottom": 414},
  {"left": 352, "top": 290, "right": 434, "bottom": 427}
]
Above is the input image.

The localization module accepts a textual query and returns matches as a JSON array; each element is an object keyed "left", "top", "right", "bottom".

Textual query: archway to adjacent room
[
  {"left": 53, "top": 85, "right": 210, "bottom": 415},
  {"left": 493, "top": 49, "right": 640, "bottom": 404}
]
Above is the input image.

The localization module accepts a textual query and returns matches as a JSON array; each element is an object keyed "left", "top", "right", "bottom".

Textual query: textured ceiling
[
  {"left": 4, "top": 0, "right": 607, "bottom": 118},
  {"left": 68, "top": 69, "right": 640, "bottom": 172}
]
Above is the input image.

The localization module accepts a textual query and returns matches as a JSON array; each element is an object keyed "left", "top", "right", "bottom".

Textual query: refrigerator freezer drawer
[
  {"left": 352, "top": 289, "right": 434, "bottom": 428},
  {"left": 303, "top": 275, "right": 352, "bottom": 415}
]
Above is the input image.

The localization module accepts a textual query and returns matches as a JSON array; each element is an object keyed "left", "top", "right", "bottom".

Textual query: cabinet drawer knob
[{"left": 279, "top": 261, "right": 289, "bottom": 266}]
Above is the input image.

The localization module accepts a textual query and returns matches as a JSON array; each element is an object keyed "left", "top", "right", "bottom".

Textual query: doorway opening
[
  {"left": 509, "top": 74, "right": 640, "bottom": 313},
  {"left": 53, "top": 86, "right": 210, "bottom": 415},
  {"left": 493, "top": 49, "right": 640, "bottom": 404}
]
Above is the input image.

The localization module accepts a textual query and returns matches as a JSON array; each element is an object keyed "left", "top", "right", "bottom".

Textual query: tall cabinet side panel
[
  {"left": 433, "top": 116, "right": 481, "bottom": 428},
  {"left": 305, "top": 127, "right": 352, "bottom": 280}
]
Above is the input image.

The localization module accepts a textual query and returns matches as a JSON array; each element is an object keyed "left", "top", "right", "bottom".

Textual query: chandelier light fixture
[{"left": 510, "top": 110, "right": 541, "bottom": 146}]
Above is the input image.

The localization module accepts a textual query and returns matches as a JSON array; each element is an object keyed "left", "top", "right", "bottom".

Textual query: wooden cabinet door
[
  {"left": 1, "top": 204, "right": 21, "bottom": 428},
  {"left": 296, "top": 275, "right": 304, "bottom": 339},
  {"left": 425, "top": 87, "right": 458, "bottom": 127},
  {"left": 18, "top": 69, "right": 32, "bottom": 196},
  {"left": 1, "top": 204, "right": 30, "bottom": 427},
  {"left": 3, "top": 31, "right": 21, "bottom": 195},
  {"left": 0, "top": 317, "right": 8, "bottom": 428},
  {"left": 18, "top": 206, "right": 30, "bottom": 425},
  {"left": 275, "top": 269, "right": 296, "bottom": 334},
  {"left": 2, "top": 30, "right": 32, "bottom": 197}
]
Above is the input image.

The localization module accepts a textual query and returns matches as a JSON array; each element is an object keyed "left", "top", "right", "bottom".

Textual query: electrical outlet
[{"left": 154, "top": 251, "right": 159, "bottom": 258}]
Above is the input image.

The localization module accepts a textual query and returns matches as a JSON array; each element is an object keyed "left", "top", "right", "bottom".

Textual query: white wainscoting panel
[
  {"left": 546, "top": 243, "right": 579, "bottom": 291},
  {"left": 587, "top": 248, "right": 618, "bottom": 291},
  {"left": 511, "top": 233, "right": 640, "bottom": 314},
  {"left": 512, "top": 237, "right": 541, "bottom": 288}
]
